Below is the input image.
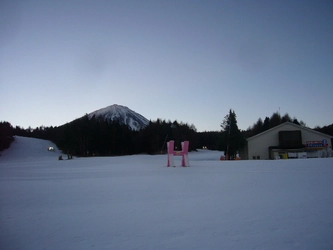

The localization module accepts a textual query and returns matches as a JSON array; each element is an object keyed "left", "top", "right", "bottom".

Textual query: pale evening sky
[{"left": 1, "top": 0, "right": 332, "bottom": 132}]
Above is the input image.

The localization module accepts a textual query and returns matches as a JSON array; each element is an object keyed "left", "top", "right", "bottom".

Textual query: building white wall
[
  {"left": 247, "top": 125, "right": 282, "bottom": 160},
  {"left": 301, "top": 129, "right": 331, "bottom": 144}
]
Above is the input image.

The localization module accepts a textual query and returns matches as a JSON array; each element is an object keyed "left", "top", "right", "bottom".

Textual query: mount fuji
[{"left": 87, "top": 104, "right": 149, "bottom": 131}]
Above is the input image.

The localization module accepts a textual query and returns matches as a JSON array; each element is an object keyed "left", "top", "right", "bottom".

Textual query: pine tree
[
  {"left": 220, "top": 109, "right": 244, "bottom": 160},
  {"left": 281, "top": 113, "right": 292, "bottom": 123},
  {"left": 269, "top": 112, "right": 281, "bottom": 128},
  {"left": 252, "top": 118, "right": 263, "bottom": 135},
  {"left": 0, "top": 121, "right": 14, "bottom": 151}
]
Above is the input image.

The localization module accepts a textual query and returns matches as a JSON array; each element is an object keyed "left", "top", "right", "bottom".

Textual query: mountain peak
[{"left": 88, "top": 104, "right": 149, "bottom": 131}]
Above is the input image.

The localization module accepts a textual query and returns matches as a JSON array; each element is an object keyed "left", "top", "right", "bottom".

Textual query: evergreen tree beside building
[{"left": 220, "top": 109, "right": 244, "bottom": 160}]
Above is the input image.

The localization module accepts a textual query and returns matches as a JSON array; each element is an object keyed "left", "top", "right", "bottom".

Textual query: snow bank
[{"left": 0, "top": 137, "right": 333, "bottom": 249}]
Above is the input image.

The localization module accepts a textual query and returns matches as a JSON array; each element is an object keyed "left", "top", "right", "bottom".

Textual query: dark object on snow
[
  {"left": 58, "top": 155, "right": 63, "bottom": 160},
  {"left": 67, "top": 151, "right": 72, "bottom": 160}
]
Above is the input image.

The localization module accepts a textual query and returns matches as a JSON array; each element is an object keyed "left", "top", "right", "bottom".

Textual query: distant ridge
[{"left": 87, "top": 104, "right": 149, "bottom": 131}]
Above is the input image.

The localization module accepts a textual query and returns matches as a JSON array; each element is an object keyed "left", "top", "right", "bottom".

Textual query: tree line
[
  {"left": 1, "top": 111, "right": 332, "bottom": 157},
  {"left": 243, "top": 112, "right": 307, "bottom": 138},
  {"left": 1, "top": 116, "right": 199, "bottom": 156}
]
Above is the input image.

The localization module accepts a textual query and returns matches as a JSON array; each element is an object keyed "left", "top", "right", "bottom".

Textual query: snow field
[{"left": 0, "top": 137, "right": 333, "bottom": 249}]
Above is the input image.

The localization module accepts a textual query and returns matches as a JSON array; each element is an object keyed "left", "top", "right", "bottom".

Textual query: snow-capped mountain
[{"left": 87, "top": 104, "right": 149, "bottom": 131}]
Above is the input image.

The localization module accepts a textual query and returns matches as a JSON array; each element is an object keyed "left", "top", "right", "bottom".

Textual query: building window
[{"left": 257, "top": 156, "right": 260, "bottom": 159}]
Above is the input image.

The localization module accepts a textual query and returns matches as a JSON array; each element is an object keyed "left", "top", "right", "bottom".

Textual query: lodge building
[{"left": 239, "top": 122, "right": 333, "bottom": 160}]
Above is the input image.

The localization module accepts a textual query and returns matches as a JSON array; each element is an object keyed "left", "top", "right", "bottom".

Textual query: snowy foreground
[{"left": 1, "top": 137, "right": 333, "bottom": 250}]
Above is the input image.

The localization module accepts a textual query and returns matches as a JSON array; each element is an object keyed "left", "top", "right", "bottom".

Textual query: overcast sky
[{"left": 1, "top": 0, "right": 332, "bottom": 132}]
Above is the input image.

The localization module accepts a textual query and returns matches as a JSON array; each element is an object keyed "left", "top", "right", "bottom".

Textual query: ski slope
[{"left": 1, "top": 136, "right": 333, "bottom": 249}]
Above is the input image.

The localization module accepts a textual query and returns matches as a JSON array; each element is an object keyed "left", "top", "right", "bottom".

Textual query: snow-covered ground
[{"left": 1, "top": 136, "right": 333, "bottom": 250}]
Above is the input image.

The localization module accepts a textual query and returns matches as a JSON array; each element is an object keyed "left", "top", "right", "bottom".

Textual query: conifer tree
[
  {"left": 220, "top": 109, "right": 244, "bottom": 159},
  {"left": 269, "top": 112, "right": 281, "bottom": 128},
  {"left": 252, "top": 118, "right": 263, "bottom": 135},
  {"left": 0, "top": 121, "right": 14, "bottom": 151},
  {"left": 281, "top": 113, "right": 292, "bottom": 123},
  {"left": 262, "top": 117, "right": 270, "bottom": 131}
]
